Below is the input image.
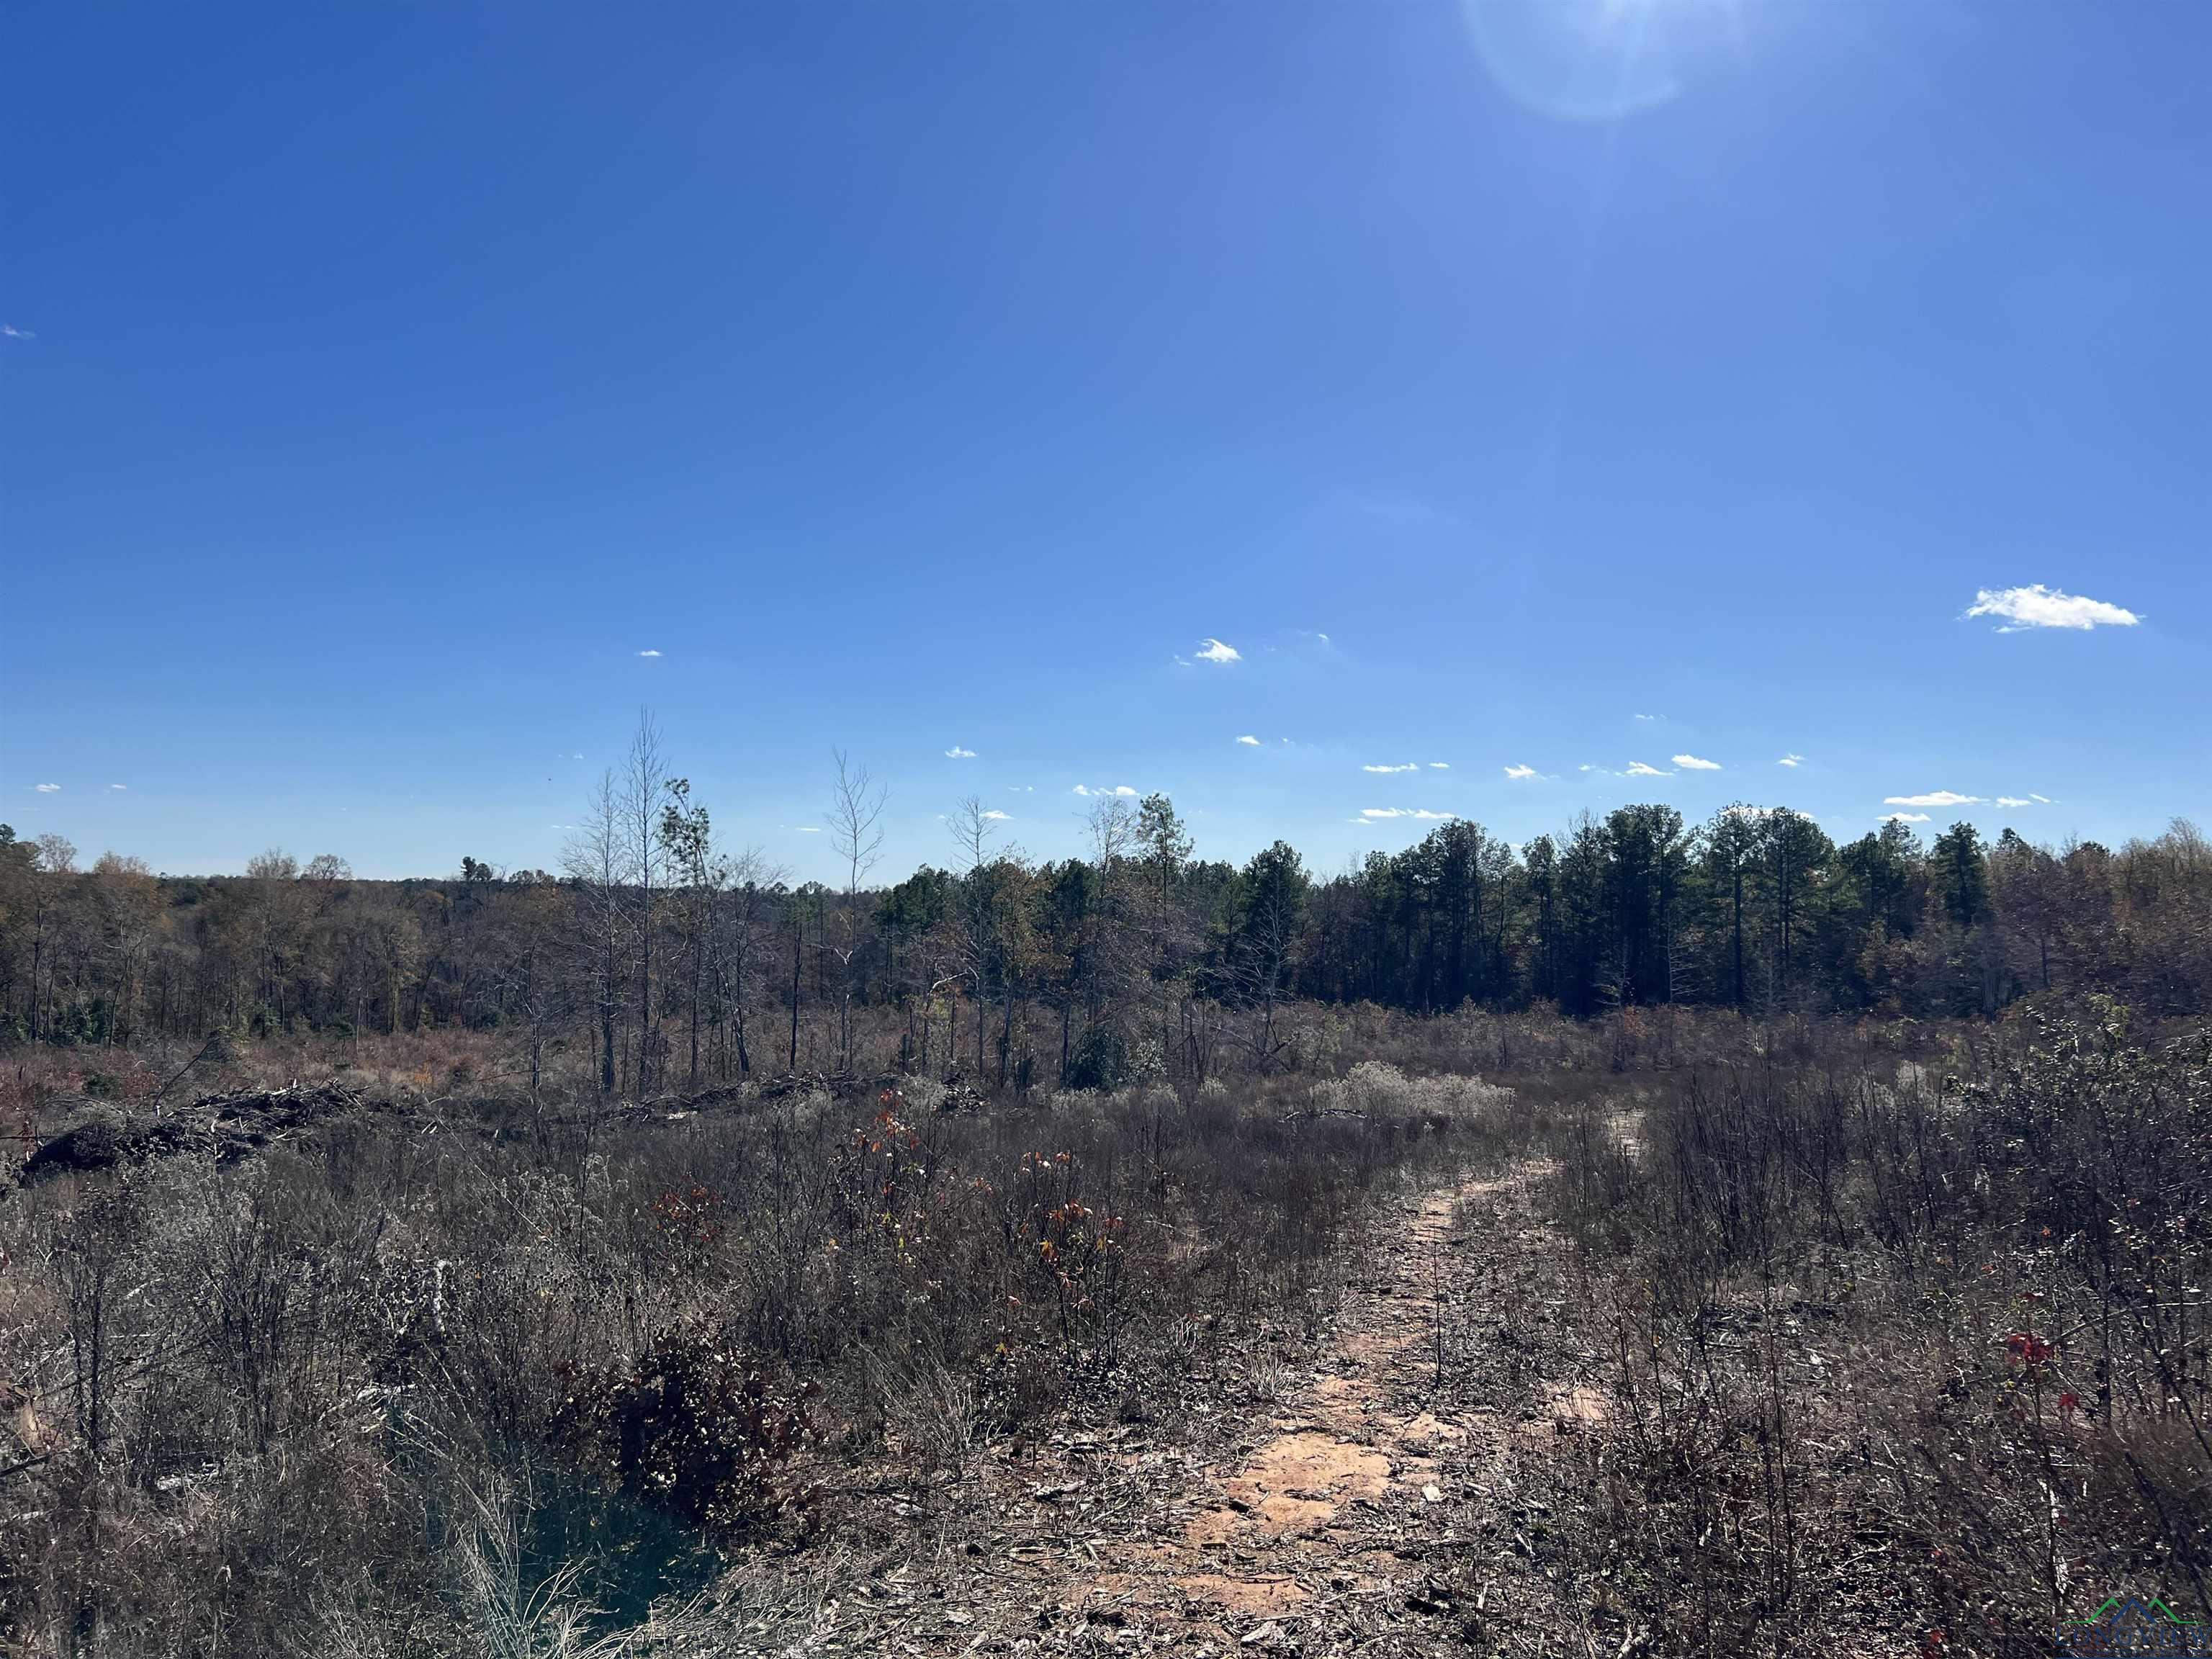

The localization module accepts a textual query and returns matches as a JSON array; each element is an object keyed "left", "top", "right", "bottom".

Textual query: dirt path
[
  {"left": 1066, "top": 1178, "right": 1478, "bottom": 1649},
  {"left": 788, "top": 1162, "right": 1582, "bottom": 1656}
]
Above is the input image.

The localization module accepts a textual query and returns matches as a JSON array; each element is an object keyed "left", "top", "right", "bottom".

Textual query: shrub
[{"left": 554, "top": 1323, "right": 812, "bottom": 1536}]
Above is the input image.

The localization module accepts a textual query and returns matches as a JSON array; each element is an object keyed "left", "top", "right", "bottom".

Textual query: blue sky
[{"left": 4, "top": 0, "right": 2203, "bottom": 879}]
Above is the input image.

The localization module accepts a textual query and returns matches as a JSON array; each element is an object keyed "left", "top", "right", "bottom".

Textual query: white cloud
[
  {"left": 945, "top": 745, "right": 976, "bottom": 759},
  {"left": 1966, "top": 584, "right": 2140, "bottom": 632},
  {"left": 1672, "top": 754, "right": 1722, "bottom": 771},
  {"left": 1073, "top": 784, "right": 1138, "bottom": 798},
  {"left": 1429, "top": 761, "right": 1449, "bottom": 770},
  {"left": 1362, "top": 763, "right": 1419, "bottom": 774},
  {"left": 1360, "top": 807, "right": 1457, "bottom": 820},
  {"left": 1633, "top": 712, "right": 1661, "bottom": 723},
  {"left": 981, "top": 809, "right": 1011, "bottom": 821},
  {"left": 109, "top": 783, "right": 127, "bottom": 790},
  {"left": 1112, "top": 785, "right": 1136, "bottom": 797},
  {"left": 637, "top": 648, "right": 662, "bottom": 657},
  {"left": 1777, "top": 754, "right": 1804, "bottom": 768},
  {"left": 2031, "top": 793, "right": 2053, "bottom": 804},
  {"left": 1625, "top": 761, "right": 1671, "bottom": 777},
  {"left": 1, "top": 325, "right": 32, "bottom": 340},
  {"left": 793, "top": 825, "right": 822, "bottom": 833},
  {"left": 35, "top": 783, "right": 60, "bottom": 793},
  {"left": 1882, "top": 812, "right": 1932, "bottom": 824},
  {"left": 1503, "top": 765, "right": 1538, "bottom": 781},
  {"left": 1193, "top": 638, "right": 1241, "bottom": 663},
  {"left": 1236, "top": 734, "right": 1261, "bottom": 746},
  {"left": 1884, "top": 791, "right": 1982, "bottom": 807},
  {"left": 570, "top": 752, "right": 584, "bottom": 760},
  {"left": 1996, "top": 796, "right": 2032, "bottom": 808}
]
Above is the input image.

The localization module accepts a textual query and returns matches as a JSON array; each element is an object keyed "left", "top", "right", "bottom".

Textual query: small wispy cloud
[
  {"left": 636, "top": 648, "right": 662, "bottom": 658},
  {"left": 1, "top": 325, "right": 33, "bottom": 340},
  {"left": 1633, "top": 713, "right": 1662, "bottom": 723},
  {"left": 1503, "top": 765, "right": 1539, "bottom": 781},
  {"left": 1966, "top": 584, "right": 2140, "bottom": 632},
  {"left": 1777, "top": 754, "right": 1804, "bottom": 768},
  {"left": 945, "top": 745, "right": 976, "bottom": 759},
  {"left": 981, "top": 809, "right": 1011, "bottom": 821},
  {"left": 1672, "top": 754, "right": 1722, "bottom": 771},
  {"left": 1236, "top": 735, "right": 1261, "bottom": 747},
  {"left": 1625, "top": 761, "right": 1671, "bottom": 777},
  {"left": 1362, "top": 763, "right": 1419, "bottom": 774},
  {"left": 1360, "top": 807, "right": 1457, "bottom": 821},
  {"left": 1193, "top": 638, "right": 1241, "bottom": 663},
  {"left": 1884, "top": 791, "right": 1982, "bottom": 807},
  {"left": 793, "top": 825, "right": 822, "bottom": 833},
  {"left": 109, "top": 783, "right": 127, "bottom": 791},
  {"left": 1996, "top": 796, "right": 2033, "bottom": 808},
  {"left": 1882, "top": 812, "right": 1932, "bottom": 824},
  {"left": 35, "top": 783, "right": 60, "bottom": 793},
  {"left": 1073, "top": 784, "right": 1138, "bottom": 798},
  {"left": 1428, "top": 761, "right": 1449, "bottom": 770},
  {"left": 2031, "top": 793, "right": 2053, "bottom": 804}
]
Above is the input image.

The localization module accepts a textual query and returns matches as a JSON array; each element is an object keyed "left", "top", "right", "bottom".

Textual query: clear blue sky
[{"left": 5, "top": 0, "right": 2203, "bottom": 879}]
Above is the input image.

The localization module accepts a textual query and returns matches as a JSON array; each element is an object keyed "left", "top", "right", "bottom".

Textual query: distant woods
[{"left": 4, "top": 724, "right": 2208, "bottom": 1083}]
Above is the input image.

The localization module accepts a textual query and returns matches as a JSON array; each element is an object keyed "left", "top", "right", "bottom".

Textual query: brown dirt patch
[{"left": 1172, "top": 1573, "right": 1311, "bottom": 1618}]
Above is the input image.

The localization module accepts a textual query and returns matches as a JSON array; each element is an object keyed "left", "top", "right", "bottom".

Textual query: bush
[{"left": 554, "top": 1323, "right": 812, "bottom": 1536}]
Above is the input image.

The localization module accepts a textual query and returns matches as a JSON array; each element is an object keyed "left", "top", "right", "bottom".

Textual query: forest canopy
[{"left": 5, "top": 725, "right": 2206, "bottom": 1088}]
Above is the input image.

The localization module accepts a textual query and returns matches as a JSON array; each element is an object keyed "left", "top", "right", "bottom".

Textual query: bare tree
[
  {"left": 622, "top": 711, "right": 667, "bottom": 1095},
  {"left": 28, "top": 835, "right": 76, "bottom": 1043},
  {"left": 825, "top": 750, "right": 887, "bottom": 1071},
  {"left": 563, "top": 770, "right": 631, "bottom": 1095},
  {"left": 243, "top": 848, "right": 298, "bottom": 881},
  {"left": 242, "top": 848, "right": 307, "bottom": 1026},
  {"left": 1086, "top": 796, "right": 1135, "bottom": 872},
  {"left": 89, "top": 854, "right": 159, "bottom": 1046},
  {"left": 948, "top": 797, "right": 1001, "bottom": 1078},
  {"left": 949, "top": 796, "right": 997, "bottom": 877},
  {"left": 716, "top": 845, "right": 781, "bottom": 1079}
]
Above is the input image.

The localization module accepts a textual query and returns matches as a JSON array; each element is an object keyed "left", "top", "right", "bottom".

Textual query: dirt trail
[{"left": 1029, "top": 1166, "right": 1569, "bottom": 1653}]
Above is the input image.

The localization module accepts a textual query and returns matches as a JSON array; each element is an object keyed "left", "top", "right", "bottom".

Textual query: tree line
[{"left": 5, "top": 717, "right": 2208, "bottom": 1088}]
